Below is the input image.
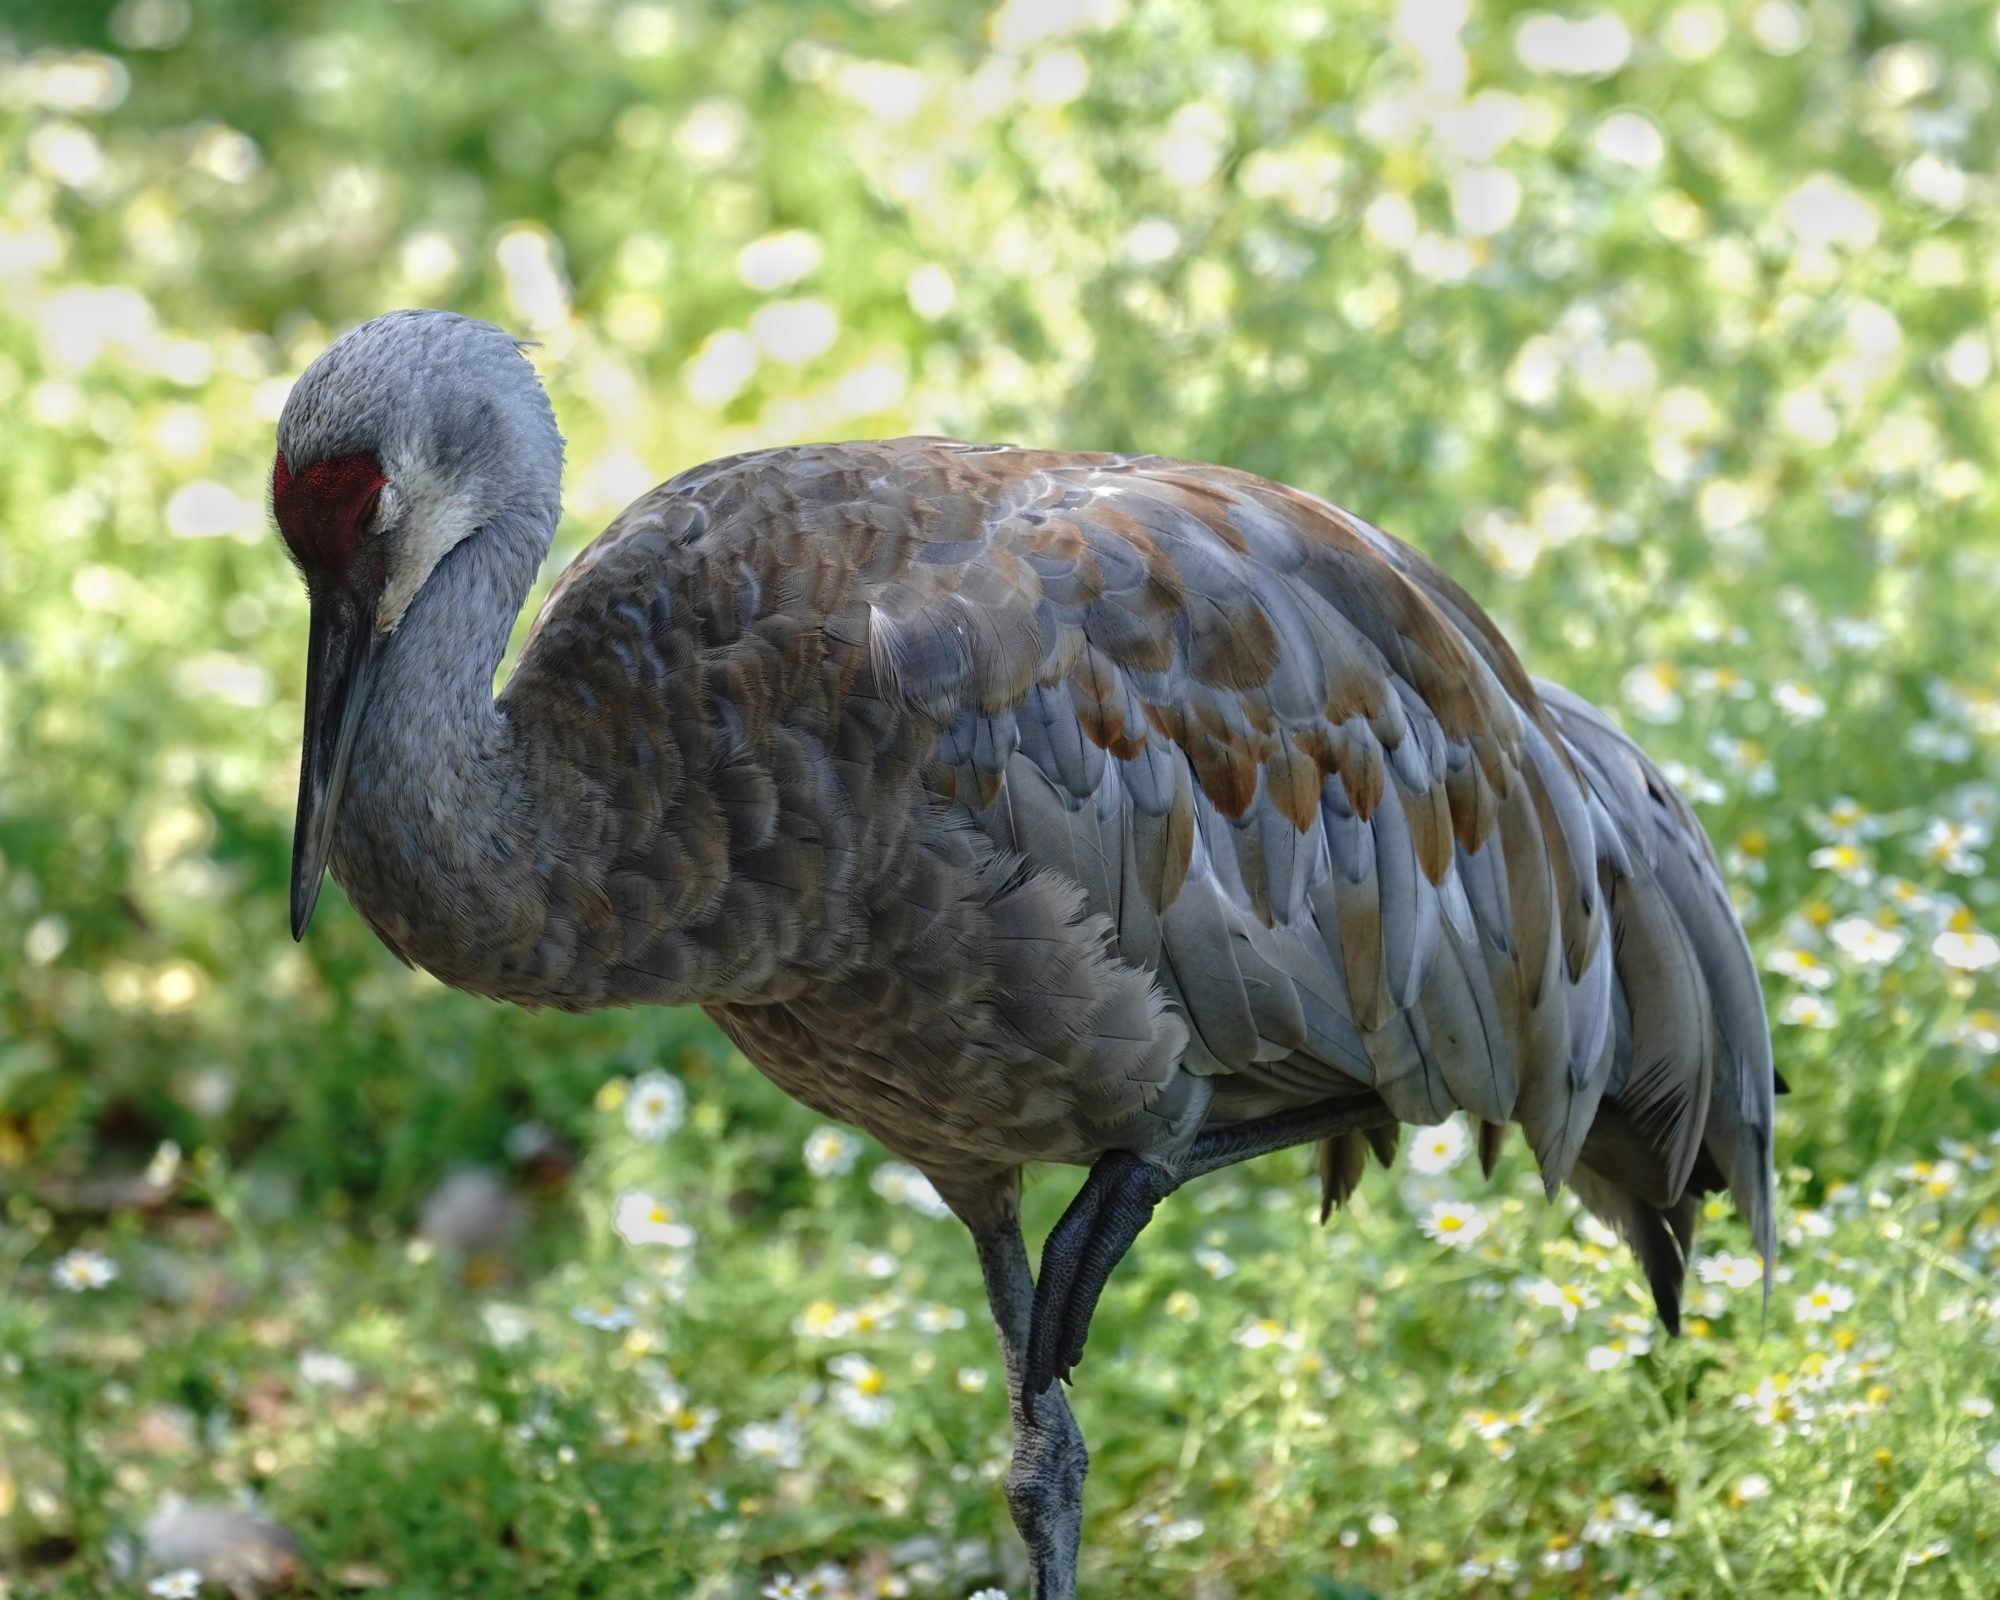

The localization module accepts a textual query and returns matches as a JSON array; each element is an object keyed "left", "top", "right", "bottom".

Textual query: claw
[{"left": 1023, "top": 1152, "right": 1180, "bottom": 1417}]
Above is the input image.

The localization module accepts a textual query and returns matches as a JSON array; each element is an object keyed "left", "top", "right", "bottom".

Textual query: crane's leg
[
  {"left": 1025, "top": 1093, "right": 1393, "bottom": 1405},
  {"left": 966, "top": 1205, "right": 1088, "bottom": 1600}
]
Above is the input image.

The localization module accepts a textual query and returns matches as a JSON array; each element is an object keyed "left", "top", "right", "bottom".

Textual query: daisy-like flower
[
  {"left": 1519, "top": 1276, "right": 1595, "bottom": 1326},
  {"left": 298, "top": 1350, "right": 359, "bottom": 1391},
  {"left": 1951, "top": 1012, "right": 2000, "bottom": 1054},
  {"left": 968, "top": 1590, "right": 1010, "bottom": 1600},
  {"left": 149, "top": 1573, "right": 203, "bottom": 1599},
  {"left": 956, "top": 1366, "right": 988, "bottom": 1393},
  {"left": 795, "top": 1299, "right": 855, "bottom": 1339},
  {"left": 1934, "top": 914, "right": 2000, "bottom": 971},
  {"left": 1920, "top": 818, "right": 1986, "bottom": 876},
  {"left": 1779, "top": 993, "right": 1838, "bottom": 1029},
  {"left": 803, "top": 1126, "right": 862, "bottom": 1177},
  {"left": 1732, "top": 1473, "right": 1773, "bottom": 1505},
  {"left": 1897, "top": 1159, "right": 1960, "bottom": 1196},
  {"left": 1772, "top": 680, "right": 1827, "bottom": 722},
  {"left": 1622, "top": 663, "right": 1683, "bottom": 724},
  {"left": 1815, "top": 797, "right": 1876, "bottom": 842},
  {"left": 51, "top": 1249, "right": 116, "bottom": 1291},
  {"left": 624, "top": 1070, "right": 687, "bottom": 1142},
  {"left": 1830, "top": 916, "right": 1907, "bottom": 965},
  {"left": 733, "top": 1414, "right": 807, "bottom": 1470},
  {"left": 1233, "top": 1317, "right": 1298, "bottom": 1350},
  {"left": 1541, "top": 1537, "right": 1584, "bottom": 1573},
  {"left": 1808, "top": 842, "right": 1872, "bottom": 883},
  {"left": 762, "top": 1576, "right": 806, "bottom": 1599},
  {"left": 1795, "top": 1281, "right": 1855, "bottom": 1322},
  {"left": 1881, "top": 876, "right": 1935, "bottom": 917},
  {"left": 869, "top": 1162, "right": 951, "bottom": 1218},
  {"left": 1697, "top": 1251, "right": 1764, "bottom": 1289},
  {"left": 1419, "top": 1200, "right": 1487, "bottom": 1250},
  {"left": 1583, "top": 1492, "right": 1671, "bottom": 1542},
  {"left": 571, "top": 1298, "right": 636, "bottom": 1332},
  {"left": 1987, "top": 1442, "right": 2000, "bottom": 1477},
  {"left": 1407, "top": 1119, "right": 1469, "bottom": 1174},
  {"left": 1193, "top": 1246, "right": 1236, "bottom": 1279},
  {"left": 613, "top": 1189, "right": 696, "bottom": 1249},
  {"left": 829, "top": 1353, "right": 893, "bottom": 1427},
  {"left": 1768, "top": 946, "right": 1835, "bottom": 990},
  {"left": 1908, "top": 722, "right": 1972, "bottom": 762},
  {"left": 849, "top": 1247, "right": 898, "bottom": 1280},
  {"left": 667, "top": 1403, "right": 720, "bottom": 1462},
  {"left": 914, "top": 1302, "right": 966, "bottom": 1333}
]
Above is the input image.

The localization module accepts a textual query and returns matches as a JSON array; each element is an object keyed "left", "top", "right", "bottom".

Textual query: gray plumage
[{"left": 268, "top": 311, "right": 1779, "bottom": 1599}]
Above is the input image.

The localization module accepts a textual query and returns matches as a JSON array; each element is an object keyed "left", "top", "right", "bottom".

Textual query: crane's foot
[
  {"left": 1024, "top": 1151, "right": 1179, "bottom": 1410},
  {"left": 1005, "top": 1397, "right": 1086, "bottom": 1600},
  {"left": 964, "top": 1204, "right": 1087, "bottom": 1600}
]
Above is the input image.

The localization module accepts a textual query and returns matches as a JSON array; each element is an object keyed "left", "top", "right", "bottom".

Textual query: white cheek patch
[{"left": 375, "top": 482, "right": 480, "bottom": 633}]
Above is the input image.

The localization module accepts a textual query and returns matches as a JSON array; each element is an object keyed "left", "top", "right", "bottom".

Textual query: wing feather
[{"left": 701, "top": 439, "right": 1779, "bottom": 1318}]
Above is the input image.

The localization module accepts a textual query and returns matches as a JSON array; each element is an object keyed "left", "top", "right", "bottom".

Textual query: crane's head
[{"left": 273, "top": 309, "right": 562, "bottom": 939}]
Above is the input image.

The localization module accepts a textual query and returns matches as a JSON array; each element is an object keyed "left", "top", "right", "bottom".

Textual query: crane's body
[{"left": 272, "top": 312, "right": 1777, "bottom": 1599}]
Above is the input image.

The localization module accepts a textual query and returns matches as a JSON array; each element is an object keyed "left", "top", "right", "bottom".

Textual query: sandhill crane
[{"left": 272, "top": 310, "right": 1776, "bottom": 1599}]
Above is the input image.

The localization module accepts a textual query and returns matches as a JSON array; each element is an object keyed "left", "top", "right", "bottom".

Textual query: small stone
[{"left": 141, "top": 1499, "right": 304, "bottom": 1597}]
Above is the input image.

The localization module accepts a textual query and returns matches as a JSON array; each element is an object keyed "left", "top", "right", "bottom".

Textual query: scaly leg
[
  {"left": 1025, "top": 1093, "right": 1394, "bottom": 1405},
  {"left": 969, "top": 1206, "right": 1088, "bottom": 1600}
]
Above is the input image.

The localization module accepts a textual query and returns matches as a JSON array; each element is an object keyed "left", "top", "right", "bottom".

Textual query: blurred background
[{"left": 4, "top": 0, "right": 2000, "bottom": 1595}]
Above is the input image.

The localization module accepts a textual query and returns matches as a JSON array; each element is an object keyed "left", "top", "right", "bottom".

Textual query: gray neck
[
  {"left": 328, "top": 507, "right": 550, "bottom": 981},
  {"left": 371, "top": 509, "right": 544, "bottom": 748}
]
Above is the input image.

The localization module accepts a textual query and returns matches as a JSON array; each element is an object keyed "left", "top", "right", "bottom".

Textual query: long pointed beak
[{"left": 291, "top": 586, "right": 380, "bottom": 939}]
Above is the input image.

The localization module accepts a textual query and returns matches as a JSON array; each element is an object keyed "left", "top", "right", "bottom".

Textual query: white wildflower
[
  {"left": 1193, "top": 1246, "right": 1237, "bottom": 1279},
  {"left": 1769, "top": 947, "right": 1835, "bottom": 991},
  {"left": 666, "top": 1403, "right": 719, "bottom": 1461},
  {"left": 1408, "top": 1119, "right": 1470, "bottom": 1175},
  {"left": 1935, "top": 925, "right": 2000, "bottom": 972},
  {"left": 613, "top": 1189, "right": 696, "bottom": 1249},
  {"left": 1779, "top": 993, "right": 1838, "bottom": 1029},
  {"left": 1519, "top": 1276, "right": 1595, "bottom": 1326},
  {"left": 1773, "top": 680, "right": 1827, "bottom": 722},
  {"left": 733, "top": 1414, "right": 807, "bottom": 1470},
  {"left": 869, "top": 1162, "right": 951, "bottom": 1218},
  {"left": 1420, "top": 1200, "right": 1488, "bottom": 1250},
  {"left": 1697, "top": 1252, "right": 1764, "bottom": 1289},
  {"left": 298, "top": 1351, "right": 359, "bottom": 1391},
  {"left": 803, "top": 1126, "right": 862, "bottom": 1177},
  {"left": 624, "top": 1070, "right": 687, "bottom": 1142},
  {"left": 1830, "top": 917, "right": 1907, "bottom": 966},
  {"left": 1795, "top": 1281, "right": 1854, "bottom": 1322},
  {"left": 571, "top": 1298, "right": 636, "bottom": 1331},
  {"left": 829, "top": 1353, "right": 893, "bottom": 1427},
  {"left": 51, "top": 1249, "right": 116, "bottom": 1291}
]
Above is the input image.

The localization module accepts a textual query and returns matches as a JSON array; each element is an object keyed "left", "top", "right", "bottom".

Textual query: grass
[
  {"left": 6, "top": 0, "right": 2000, "bottom": 1593},
  {"left": 9, "top": 1062, "right": 2000, "bottom": 1597}
]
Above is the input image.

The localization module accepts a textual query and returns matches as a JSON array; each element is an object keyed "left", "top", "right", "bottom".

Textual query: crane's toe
[{"left": 1025, "top": 1151, "right": 1181, "bottom": 1413}]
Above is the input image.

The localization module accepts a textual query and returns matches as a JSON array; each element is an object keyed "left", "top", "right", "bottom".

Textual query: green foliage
[{"left": 3, "top": 0, "right": 1999, "bottom": 1595}]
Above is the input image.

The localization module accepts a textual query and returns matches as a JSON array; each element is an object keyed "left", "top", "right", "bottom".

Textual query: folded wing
[{"left": 860, "top": 441, "right": 1774, "bottom": 1321}]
